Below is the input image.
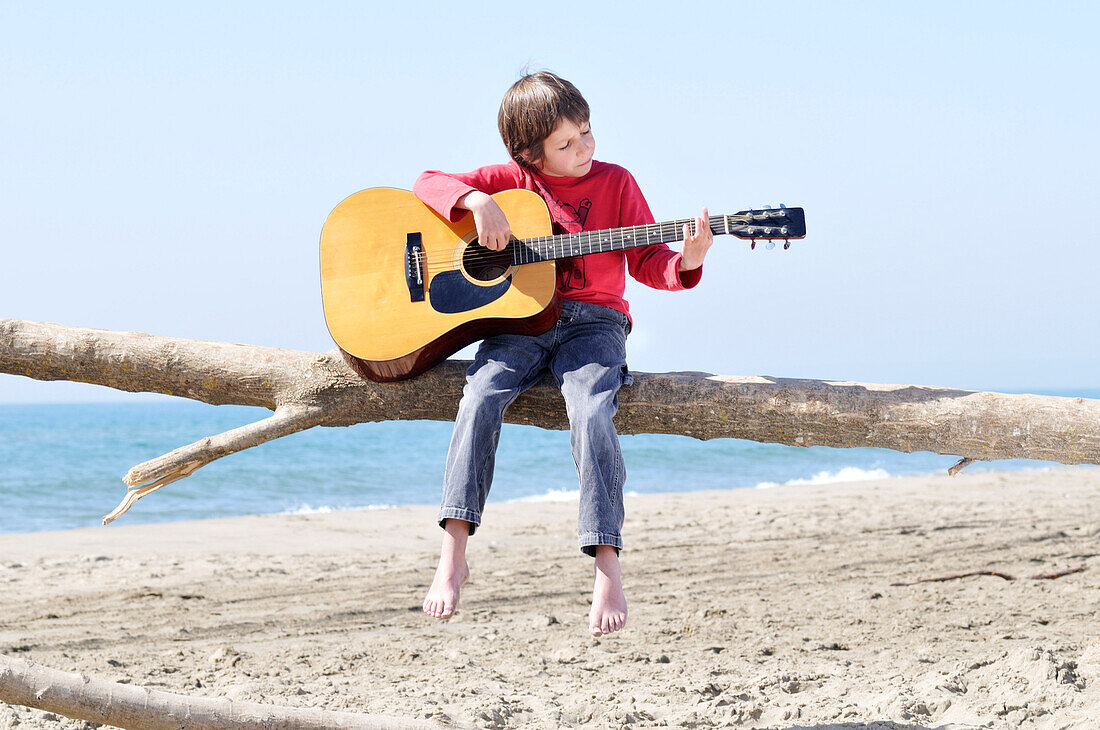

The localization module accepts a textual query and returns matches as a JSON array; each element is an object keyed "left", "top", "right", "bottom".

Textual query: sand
[{"left": 1, "top": 468, "right": 1098, "bottom": 729}]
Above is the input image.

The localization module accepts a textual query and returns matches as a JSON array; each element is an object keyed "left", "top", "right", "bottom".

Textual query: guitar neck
[
  {"left": 502, "top": 205, "right": 805, "bottom": 265},
  {"left": 508, "top": 216, "right": 732, "bottom": 266}
]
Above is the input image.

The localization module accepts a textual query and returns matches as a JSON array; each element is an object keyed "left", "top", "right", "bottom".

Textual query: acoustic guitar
[{"left": 320, "top": 188, "right": 805, "bottom": 382}]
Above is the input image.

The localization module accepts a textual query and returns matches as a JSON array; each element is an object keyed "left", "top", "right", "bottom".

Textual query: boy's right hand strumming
[{"left": 458, "top": 191, "right": 513, "bottom": 251}]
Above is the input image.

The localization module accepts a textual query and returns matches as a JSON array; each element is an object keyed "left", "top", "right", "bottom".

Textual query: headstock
[{"left": 726, "top": 205, "right": 806, "bottom": 250}]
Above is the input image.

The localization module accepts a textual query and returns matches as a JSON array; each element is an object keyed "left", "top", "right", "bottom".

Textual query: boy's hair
[{"left": 498, "top": 72, "right": 590, "bottom": 170}]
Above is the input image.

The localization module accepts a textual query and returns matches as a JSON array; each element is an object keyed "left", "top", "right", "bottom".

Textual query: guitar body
[{"left": 320, "top": 187, "right": 560, "bottom": 381}]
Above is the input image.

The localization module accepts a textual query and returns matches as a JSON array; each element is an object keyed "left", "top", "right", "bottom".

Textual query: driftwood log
[
  {"left": 0, "top": 653, "right": 455, "bottom": 730},
  {"left": 2, "top": 318, "right": 1099, "bottom": 523}
]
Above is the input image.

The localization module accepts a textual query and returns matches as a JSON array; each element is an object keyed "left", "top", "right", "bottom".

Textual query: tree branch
[
  {"left": 104, "top": 403, "right": 329, "bottom": 524},
  {"left": 4, "top": 318, "right": 1100, "bottom": 522},
  {"left": 0, "top": 653, "right": 456, "bottom": 730}
]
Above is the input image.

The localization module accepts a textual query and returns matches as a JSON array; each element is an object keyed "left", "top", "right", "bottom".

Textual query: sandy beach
[{"left": 1, "top": 468, "right": 1098, "bottom": 729}]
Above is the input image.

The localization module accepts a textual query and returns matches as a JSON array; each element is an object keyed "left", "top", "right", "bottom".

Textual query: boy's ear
[{"left": 518, "top": 148, "right": 541, "bottom": 169}]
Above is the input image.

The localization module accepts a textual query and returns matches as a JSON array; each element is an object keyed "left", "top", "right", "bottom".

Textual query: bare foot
[
  {"left": 423, "top": 519, "right": 470, "bottom": 619},
  {"left": 589, "top": 545, "right": 627, "bottom": 636},
  {"left": 423, "top": 557, "right": 469, "bottom": 619}
]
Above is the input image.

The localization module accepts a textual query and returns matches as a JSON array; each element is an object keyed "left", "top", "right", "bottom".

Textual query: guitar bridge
[{"left": 405, "top": 232, "right": 425, "bottom": 302}]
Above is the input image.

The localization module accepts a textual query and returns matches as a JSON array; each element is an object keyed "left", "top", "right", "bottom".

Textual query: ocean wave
[{"left": 755, "top": 466, "right": 891, "bottom": 489}]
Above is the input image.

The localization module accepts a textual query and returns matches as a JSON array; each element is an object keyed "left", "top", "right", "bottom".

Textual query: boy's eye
[{"left": 558, "top": 128, "right": 590, "bottom": 150}]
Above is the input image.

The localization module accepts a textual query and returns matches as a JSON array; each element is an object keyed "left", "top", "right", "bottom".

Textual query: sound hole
[{"left": 463, "top": 241, "right": 512, "bottom": 282}]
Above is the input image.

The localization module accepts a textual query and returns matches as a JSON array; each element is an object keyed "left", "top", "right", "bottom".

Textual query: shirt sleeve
[
  {"left": 620, "top": 170, "right": 703, "bottom": 291},
  {"left": 412, "top": 163, "right": 526, "bottom": 223}
]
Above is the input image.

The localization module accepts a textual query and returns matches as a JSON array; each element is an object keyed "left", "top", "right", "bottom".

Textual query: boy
[{"left": 415, "top": 72, "right": 712, "bottom": 636}]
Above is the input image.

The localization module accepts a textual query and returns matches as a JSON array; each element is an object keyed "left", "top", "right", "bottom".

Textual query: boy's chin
[
  {"left": 570, "top": 160, "right": 593, "bottom": 176},
  {"left": 539, "top": 159, "right": 593, "bottom": 178}
]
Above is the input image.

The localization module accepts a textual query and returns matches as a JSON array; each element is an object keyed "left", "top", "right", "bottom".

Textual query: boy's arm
[
  {"left": 455, "top": 191, "right": 512, "bottom": 251},
  {"left": 413, "top": 164, "right": 525, "bottom": 251},
  {"left": 620, "top": 172, "right": 708, "bottom": 291}
]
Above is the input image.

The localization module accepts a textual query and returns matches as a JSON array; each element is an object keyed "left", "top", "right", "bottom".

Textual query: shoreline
[
  {"left": 2, "top": 468, "right": 1098, "bottom": 729},
  {"left": 2, "top": 461, "right": 1091, "bottom": 543}
]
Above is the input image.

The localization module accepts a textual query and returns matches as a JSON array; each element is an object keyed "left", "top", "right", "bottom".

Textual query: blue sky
[{"left": 2, "top": 1, "right": 1098, "bottom": 402}]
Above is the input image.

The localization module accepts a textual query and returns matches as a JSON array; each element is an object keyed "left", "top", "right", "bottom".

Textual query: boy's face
[{"left": 533, "top": 118, "right": 594, "bottom": 178}]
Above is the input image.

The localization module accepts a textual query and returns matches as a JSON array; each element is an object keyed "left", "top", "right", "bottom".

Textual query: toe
[
  {"left": 589, "top": 617, "right": 603, "bottom": 636},
  {"left": 589, "top": 612, "right": 600, "bottom": 636}
]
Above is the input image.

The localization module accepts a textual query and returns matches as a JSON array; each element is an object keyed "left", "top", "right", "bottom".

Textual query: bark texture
[
  {"left": 0, "top": 653, "right": 455, "bottom": 730},
  {"left": 3, "top": 318, "right": 1099, "bottom": 521}
]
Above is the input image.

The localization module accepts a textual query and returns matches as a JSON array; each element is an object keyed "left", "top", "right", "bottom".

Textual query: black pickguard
[{"left": 428, "top": 270, "right": 512, "bottom": 314}]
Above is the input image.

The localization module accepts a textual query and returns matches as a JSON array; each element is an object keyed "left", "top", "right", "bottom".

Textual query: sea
[{"left": 1, "top": 389, "right": 1097, "bottom": 535}]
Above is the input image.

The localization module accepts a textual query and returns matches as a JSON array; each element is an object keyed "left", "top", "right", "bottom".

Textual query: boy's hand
[
  {"left": 459, "top": 191, "right": 513, "bottom": 251},
  {"left": 679, "top": 207, "right": 713, "bottom": 271}
]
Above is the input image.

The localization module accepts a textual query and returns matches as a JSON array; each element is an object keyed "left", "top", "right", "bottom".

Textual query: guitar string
[
  {"left": 409, "top": 214, "right": 780, "bottom": 268},
  {"left": 416, "top": 243, "right": 789, "bottom": 283},
  {"left": 414, "top": 231, "right": 784, "bottom": 271},
  {"left": 412, "top": 227, "right": 792, "bottom": 271}
]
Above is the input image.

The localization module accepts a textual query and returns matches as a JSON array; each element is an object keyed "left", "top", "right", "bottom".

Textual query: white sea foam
[
  {"left": 511, "top": 489, "right": 580, "bottom": 503},
  {"left": 509, "top": 489, "right": 641, "bottom": 503},
  {"left": 280, "top": 503, "right": 394, "bottom": 516},
  {"left": 755, "top": 466, "right": 891, "bottom": 489}
]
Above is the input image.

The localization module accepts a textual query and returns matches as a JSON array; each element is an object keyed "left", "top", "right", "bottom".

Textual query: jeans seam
[
  {"left": 438, "top": 507, "right": 481, "bottom": 528},
  {"left": 579, "top": 532, "right": 624, "bottom": 548}
]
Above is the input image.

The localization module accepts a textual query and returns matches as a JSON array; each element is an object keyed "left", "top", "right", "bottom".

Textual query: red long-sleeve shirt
[{"left": 413, "top": 160, "right": 701, "bottom": 320}]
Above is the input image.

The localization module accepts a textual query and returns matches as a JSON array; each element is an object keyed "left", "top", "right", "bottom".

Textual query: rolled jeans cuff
[
  {"left": 579, "top": 532, "right": 623, "bottom": 557},
  {"left": 438, "top": 507, "right": 482, "bottom": 535}
]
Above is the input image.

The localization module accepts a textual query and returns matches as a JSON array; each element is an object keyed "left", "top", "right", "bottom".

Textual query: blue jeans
[{"left": 438, "top": 300, "right": 633, "bottom": 556}]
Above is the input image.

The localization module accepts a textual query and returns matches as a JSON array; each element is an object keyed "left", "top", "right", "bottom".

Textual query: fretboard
[{"left": 508, "top": 215, "right": 732, "bottom": 266}]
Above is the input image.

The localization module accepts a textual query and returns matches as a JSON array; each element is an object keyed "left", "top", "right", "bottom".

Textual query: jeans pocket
[{"left": 596, "top": 305, "right": 631, "bottom": 336}]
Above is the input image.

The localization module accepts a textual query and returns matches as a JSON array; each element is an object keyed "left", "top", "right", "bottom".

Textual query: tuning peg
[
  {"left": 750, "top": 240, "right": 757, "bottom": 250},
  {"left": 783, "top": 240, "right": 791, "bottom": 250},
  {"left": 779, "top": 203, "right": 787, "bottom": 209},
  {"left": 766, "top": 241, "right": 776, "bottom": 251},
  {"left": 762, "top": 204, "right": 772, "bottom": 210}
]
